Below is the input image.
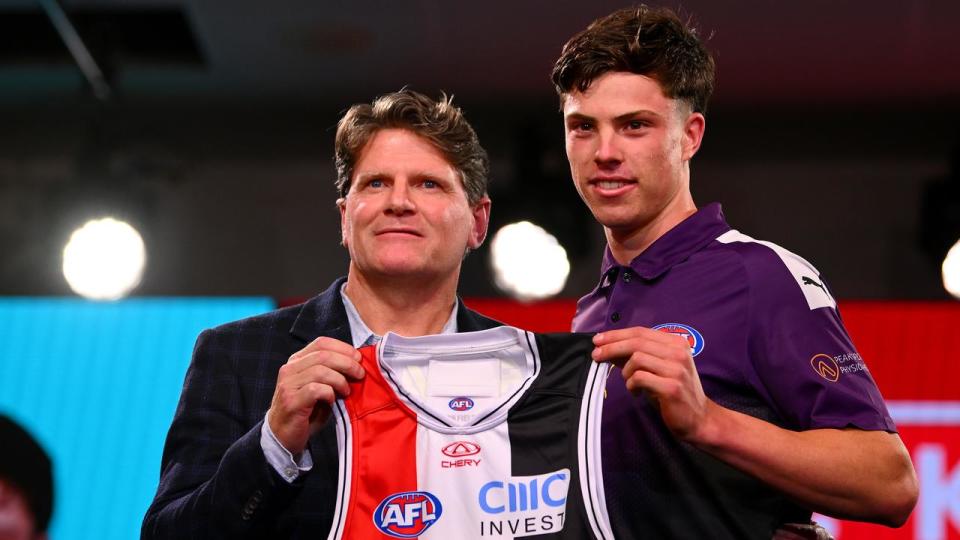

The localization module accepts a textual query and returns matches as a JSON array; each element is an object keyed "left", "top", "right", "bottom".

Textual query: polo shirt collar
[{"left": 600, "top": 202, "right": 731, "bottom": 281}]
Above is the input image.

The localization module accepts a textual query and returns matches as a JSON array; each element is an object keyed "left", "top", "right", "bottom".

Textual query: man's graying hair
[{"left": 334, "top": 89, "right": 489, "bottom": 206}]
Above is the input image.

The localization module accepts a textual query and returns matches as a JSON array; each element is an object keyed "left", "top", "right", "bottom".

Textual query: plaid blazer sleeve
[{"left": 141, "top": 323, "right": 305, "bottom": 539}]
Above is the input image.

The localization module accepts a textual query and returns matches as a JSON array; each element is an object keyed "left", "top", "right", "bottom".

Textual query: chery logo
[
  {"left": 442, "top": 441, "right": 480, "bottom": 458},
  {"left": 441, "top": 441, "right": 481, "bottom": 468}
]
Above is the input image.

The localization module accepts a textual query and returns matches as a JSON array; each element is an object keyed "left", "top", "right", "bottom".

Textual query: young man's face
[
  {"left": 339, "top": 128, "right": 489, "bottom": 282},
  {"left": 562, "top": 71, "right": 704, "bottom": 237}
]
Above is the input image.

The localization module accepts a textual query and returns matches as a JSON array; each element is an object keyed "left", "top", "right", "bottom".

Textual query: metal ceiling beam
[{"left": 38, "top": 0, "right": 112, "bottom": 101}]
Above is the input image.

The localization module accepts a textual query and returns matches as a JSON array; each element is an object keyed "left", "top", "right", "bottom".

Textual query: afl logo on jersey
[
  {"left": 449, "top": 397, "right": 474, "bottom": 411},
  {"left": 373, "top": 491, "right": 443, "bottom": 538},
  {"left": 653, "top": 323, "right": 705, "bottom": 357}
]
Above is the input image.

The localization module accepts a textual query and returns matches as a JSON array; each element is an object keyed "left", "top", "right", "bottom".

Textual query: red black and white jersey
[{"left": 325, "top": 326, "right": 613, "bottom": 540}]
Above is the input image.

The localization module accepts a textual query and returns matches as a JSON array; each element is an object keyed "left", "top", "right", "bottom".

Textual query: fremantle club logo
[
  {"left": 373, "top": 491, "right": 443, "bottom": 538},
  {"left": 652, "top": 323, "right": 705, "bottom": 357},
  {"left": 448, "top": 397, "right": 475, "bottom": 411}
]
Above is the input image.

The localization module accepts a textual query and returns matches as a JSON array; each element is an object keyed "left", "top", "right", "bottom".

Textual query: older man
[{"left": 142, "top": 90, "right": 500, "bottom": 539}]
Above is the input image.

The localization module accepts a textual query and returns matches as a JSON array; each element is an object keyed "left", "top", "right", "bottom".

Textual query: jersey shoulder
[{"left": 712, "top": 229, "right": 837, "bottom": 311}]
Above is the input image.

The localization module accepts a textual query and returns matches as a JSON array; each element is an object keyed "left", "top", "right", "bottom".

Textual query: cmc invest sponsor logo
[
  {"left": 477, "top": 469, "right": 570, "bottom": 536},
  {"left": 653, "top": 323, "right": 705, "bottom": 357},
  {"left": 478, "top": 470, "right": 569, "bottom": 514},
  {"left": 373, "top": 491, "right": 443, "bottom": 538}
]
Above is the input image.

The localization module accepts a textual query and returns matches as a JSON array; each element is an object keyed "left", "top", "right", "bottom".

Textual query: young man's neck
[
  {"left": 606, "top": 193, "right": 697, "bottom": 265},
  {"left": 343, "top": 267, "right": 460, "bottom": 338}
]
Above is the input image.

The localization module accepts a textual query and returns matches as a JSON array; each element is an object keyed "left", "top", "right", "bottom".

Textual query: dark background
[{"left": 2, "top": 0, "right": 959, "bottom": 300}]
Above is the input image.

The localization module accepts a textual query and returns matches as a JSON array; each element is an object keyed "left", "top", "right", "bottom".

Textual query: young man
[
  {"left": 142, "top": 90, "right": 500, "bottom": 539},
  {"left": 553, "top": 6, "right": 918, "bottom": 539}
]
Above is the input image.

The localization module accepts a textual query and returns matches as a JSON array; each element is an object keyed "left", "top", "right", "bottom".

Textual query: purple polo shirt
[{"left": 573, "top": 203, "right": 895, "bottom": 539}]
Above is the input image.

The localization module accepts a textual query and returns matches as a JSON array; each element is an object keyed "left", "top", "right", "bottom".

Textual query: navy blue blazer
[{"left": 142, "top": 277, "right": 501, "bottom": 539}]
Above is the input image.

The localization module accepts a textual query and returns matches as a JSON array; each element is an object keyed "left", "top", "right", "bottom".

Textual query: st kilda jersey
[{"left": 325, "top": 326, "right": 614, "bottom": 540}]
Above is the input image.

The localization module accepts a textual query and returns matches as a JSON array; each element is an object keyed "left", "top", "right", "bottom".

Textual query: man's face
[
  {"left": 340, "top": 128, "right": 490, "bottom": 282},
  {"left": 562, "top": 71, "right": 704, "bottom": 236}
]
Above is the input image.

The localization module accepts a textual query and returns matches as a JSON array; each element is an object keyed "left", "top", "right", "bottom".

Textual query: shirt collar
[
  {"left": 339, "top": 282, "right": 459, "bottom": 348},
  {"left": 600, "top": 202, "right": 731, "bottom": 281}
]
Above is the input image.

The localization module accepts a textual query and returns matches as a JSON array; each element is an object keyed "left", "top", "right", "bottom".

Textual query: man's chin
[
  {"left": 371, "top": 260, "right": 424, "bottom": 275},
  {"left": 366, "top": 259, "right": 449, "bottom": 281},
  {"left": 590, "top": 209, "right": 642, "bottom": 232}
]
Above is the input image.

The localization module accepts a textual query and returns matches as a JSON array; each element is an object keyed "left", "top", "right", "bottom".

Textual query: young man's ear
[{"left": 681, "top": 111, "right": 706, "bottom": 162}]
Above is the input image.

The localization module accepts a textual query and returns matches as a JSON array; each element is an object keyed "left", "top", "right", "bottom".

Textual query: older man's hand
[{"left": 266, "top": 337, "right": 365, "bottom": 455}]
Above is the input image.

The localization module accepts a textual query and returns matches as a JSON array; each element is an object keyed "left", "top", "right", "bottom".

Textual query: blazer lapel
[
  {"left": 289, "top": 277, "right": 352, "bottom": 475},
  {"left": 456, "top": 298, "right": 503, "bottom": 332},
  {"left": 289, "top": 276, "right": 352, "bottom": 346}
]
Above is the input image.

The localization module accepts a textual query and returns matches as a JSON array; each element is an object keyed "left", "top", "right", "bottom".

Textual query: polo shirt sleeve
[{"left": 742, "top": 246, "right": 896, "bottom": 433}]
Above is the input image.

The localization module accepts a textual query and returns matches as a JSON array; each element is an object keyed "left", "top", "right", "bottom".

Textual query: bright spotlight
[
  {"left": 943, "top": 239, "right": 960, "bottom": 300},
  {"left": 62, "top": 217, "right": 146, "bottom": 300},
  {"left": 491, "top": 221, "right": 570, "bottom": 301}
]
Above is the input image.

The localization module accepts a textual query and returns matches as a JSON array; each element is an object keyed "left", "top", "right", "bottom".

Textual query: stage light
[
  {"left": 62, "top": 217, "right": 146, "bottom": 300},
  {"left": 490, "top": 221, "right": 569, "bottom": 301},
  {"left": 943, "top": 238, "right": 960, "bottom": 300}
]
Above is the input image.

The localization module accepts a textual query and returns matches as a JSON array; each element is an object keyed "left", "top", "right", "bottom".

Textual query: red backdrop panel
[{"left": 838, "top": 301, "right": 960, "bottom": 401}]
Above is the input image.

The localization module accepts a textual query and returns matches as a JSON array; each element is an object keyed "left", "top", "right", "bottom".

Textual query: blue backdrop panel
[{"left": 0, "top": 297, "right": 275, "bottom": 540}]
